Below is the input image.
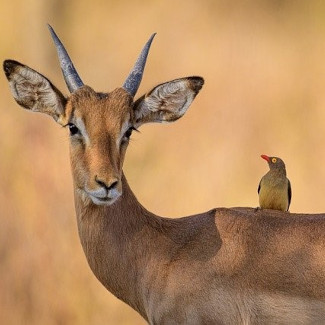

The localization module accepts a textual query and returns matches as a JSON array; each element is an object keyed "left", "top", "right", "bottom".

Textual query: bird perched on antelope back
[{"left": 258, "top": 155, "right": 291, "bottom": 212}]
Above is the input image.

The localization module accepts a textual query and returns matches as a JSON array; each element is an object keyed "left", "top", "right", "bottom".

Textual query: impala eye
[
  {"left": 68, "top": 123, "right": 79, "bottom": 136},
  {"left": 125, "top": 128, "right": 133, "bottom": 139},
  {"left": 123, "top": 127, "right": 137, "bottom": 142}
]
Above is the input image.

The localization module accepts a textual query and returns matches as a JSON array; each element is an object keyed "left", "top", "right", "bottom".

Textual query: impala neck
[{"left": 73, "top": 172, "right": 160, "bottom": 318}]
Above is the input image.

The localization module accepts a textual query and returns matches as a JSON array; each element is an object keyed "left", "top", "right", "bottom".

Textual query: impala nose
[{"left": 95, "top": 176, "right": 118, "bottom": 191}]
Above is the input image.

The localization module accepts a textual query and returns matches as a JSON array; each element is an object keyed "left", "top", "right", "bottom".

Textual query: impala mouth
[
  {"left": 85, "top": 189, "right": 122, "bottom": 206},
  {"left": 89, "top": 193, "right": 121, "bottom": 206}
]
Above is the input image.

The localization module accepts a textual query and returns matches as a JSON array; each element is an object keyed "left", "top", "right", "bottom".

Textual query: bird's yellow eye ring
[{"left": 272, "top": 158, "right": 277, "bottom": 163}]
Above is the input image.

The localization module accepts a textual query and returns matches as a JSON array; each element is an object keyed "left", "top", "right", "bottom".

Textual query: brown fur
[{"left": 4, "top": 59, "right": 325, "bottom": 324}]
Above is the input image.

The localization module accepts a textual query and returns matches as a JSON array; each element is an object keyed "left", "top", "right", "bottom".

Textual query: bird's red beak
[{"left": 261, "top": 154, "right": 270, "bottom": 162}]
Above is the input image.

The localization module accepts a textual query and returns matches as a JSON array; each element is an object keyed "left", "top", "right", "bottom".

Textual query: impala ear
[
  {"left": 3, "top": 60, "right": 66, "bottom": 123},
  {"left": 133, "top": 76, "right": 204, "bottom": 127}
]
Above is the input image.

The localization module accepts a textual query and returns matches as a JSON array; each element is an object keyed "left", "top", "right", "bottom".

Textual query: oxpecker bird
[{"left": 258, "top": 155, "right": 291, "bottom": 211}]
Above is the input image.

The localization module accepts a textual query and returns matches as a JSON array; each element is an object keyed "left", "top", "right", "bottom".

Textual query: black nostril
[
  {"left": 95, "top": 178, "right": 106, "bottom": 188},
  {"left": 95, "top": 176, "right": 118, "bottom": 191},
  {"left": 108, "top": 181, "right": 118, "bottom": 190}
]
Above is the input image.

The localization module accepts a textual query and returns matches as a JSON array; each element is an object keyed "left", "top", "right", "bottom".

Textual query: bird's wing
[
  {"left": 258, "top": 180, "right": 261, "bottom": 194},
  {"left": 287, "top": 179, "right": 292, "bottom": 210}
]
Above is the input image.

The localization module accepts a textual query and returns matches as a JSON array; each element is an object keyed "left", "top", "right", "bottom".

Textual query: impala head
[{"left": 3, "top": 26, "right": 204, "bottom": 206}]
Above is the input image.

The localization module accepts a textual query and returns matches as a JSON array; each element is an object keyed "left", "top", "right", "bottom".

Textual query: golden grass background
[{"left": 2, "top": 0, "right": 325, "bottom": 324}]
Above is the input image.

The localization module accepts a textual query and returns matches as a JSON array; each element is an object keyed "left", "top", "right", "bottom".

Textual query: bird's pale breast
[{"left": 259, "top": 174, "right": 289, "bottom": 211}]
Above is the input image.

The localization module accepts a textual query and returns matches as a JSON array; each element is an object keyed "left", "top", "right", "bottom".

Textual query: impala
[{"left": 4, "top": 26, "right": 325, "bottom": 324}]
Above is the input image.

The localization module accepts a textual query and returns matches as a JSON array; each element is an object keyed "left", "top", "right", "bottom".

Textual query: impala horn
[
  {"left": 48, "top": 24, "right": 84, "bottom": 93},
  {"left": 123, "top": 33, "right": 156, "bottom": 97}
]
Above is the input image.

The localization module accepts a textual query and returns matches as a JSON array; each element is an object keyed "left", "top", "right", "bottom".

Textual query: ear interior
[
  {"left": 133, "top": 76, "right": 204, "bottom": 126},
  {"left": 3, "top": 60, "right": 66, "bottom": 122}
]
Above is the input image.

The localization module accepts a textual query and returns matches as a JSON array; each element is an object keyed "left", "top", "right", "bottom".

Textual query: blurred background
[{"left": 2, "top": 0, "right": 325, "bottom": 324}]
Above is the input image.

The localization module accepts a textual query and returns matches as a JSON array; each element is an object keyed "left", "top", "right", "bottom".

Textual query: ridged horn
[
  {"left": 48, "top": 24, "right": 84, "bottom": 93},
  {"left": 123, "top": 33, "right": 156, "bottom": 97}
]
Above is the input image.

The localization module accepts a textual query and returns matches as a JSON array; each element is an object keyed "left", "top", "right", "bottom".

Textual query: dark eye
[
  {"left": 123, "top": 127, "right": 137, "bottom": 141},
  {"left": 125, "top": 128, "right": 133, "bottom": 139},
  {"left": 68, "top": 123, "right": 79, "bottom": 136}
]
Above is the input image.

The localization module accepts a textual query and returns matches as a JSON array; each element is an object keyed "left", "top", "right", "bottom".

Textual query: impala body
[{"left": 4, "top": 26, "right": 325, "bottom": 324}]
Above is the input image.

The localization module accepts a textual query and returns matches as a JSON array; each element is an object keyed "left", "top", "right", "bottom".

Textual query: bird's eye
[
  {"left": 68, "top": 123, "right": 79, "bottom": 136},
  {"left": 272, "top": 158, "right": 277, "bottom": 163}
]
